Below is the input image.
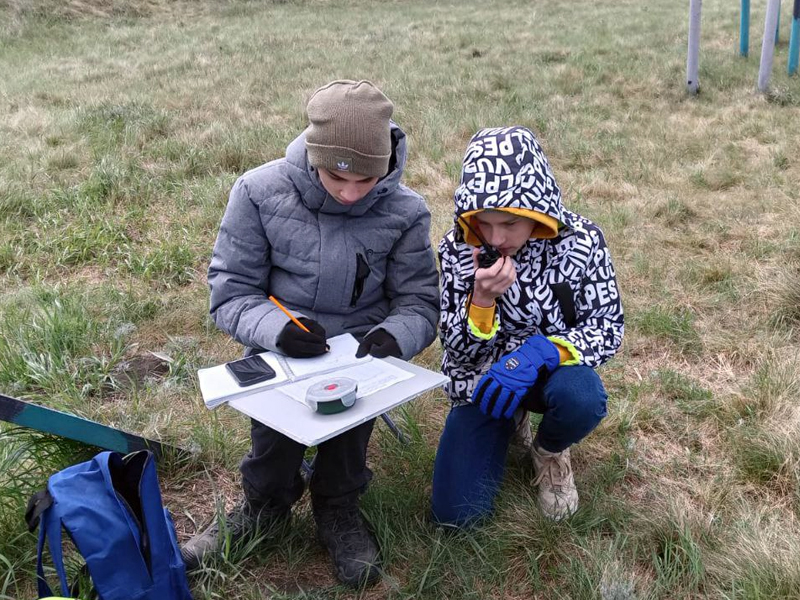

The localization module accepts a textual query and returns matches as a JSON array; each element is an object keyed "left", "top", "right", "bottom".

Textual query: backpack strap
[
  {"left": 36, "top": 521, "right": 53, "bottom": 597},
  {"left": 36, "top": 503, "right": 70, "bottom": 598},
  {"left": 551, "top": 282, "right": 577, "bottom": 328}
]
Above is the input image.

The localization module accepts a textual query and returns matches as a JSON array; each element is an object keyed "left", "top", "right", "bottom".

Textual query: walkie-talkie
[{"left": 458, "top": 217, "right": 502, "bottom": 269}]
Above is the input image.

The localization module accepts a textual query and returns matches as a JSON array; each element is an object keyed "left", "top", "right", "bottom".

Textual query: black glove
[
  {"left": 356, "top": 329, "right": 401, "bottom": 359},
  {"left": 277, "top": 318, "right": 327, "bottom": 358}
]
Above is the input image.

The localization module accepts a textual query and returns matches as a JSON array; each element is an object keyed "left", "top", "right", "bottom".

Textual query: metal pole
[
  {"left": 741, "top": 0, "right": 751, "bottom": 56},
  {"left": 380, "top": 412, "right": 408, "bottom": 444},
  {"left": 687, "top": 0, "right": 702, "bottom": 94},
  {"left": 789, "top": 0, "right": 800, "bottom": 74},
  {"left": 759, "top": 0, "right": 783, "bottom": 91},
  {"left": 776, "top": 1, "right": 782, "bottom": 44}
]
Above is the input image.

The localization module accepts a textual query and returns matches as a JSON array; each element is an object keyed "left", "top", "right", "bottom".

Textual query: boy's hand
[
  {"left": 471, "top": 248, "right": 516, "bottom": 308},
  {"left": 471, "top": 335, "right": 561, "bottom": 419},
  {"left": 277, "top": 318, "right": 327, "bottom": 358},
  {"left": 356, "top": 329, "right": 401, "bottom": 358}
]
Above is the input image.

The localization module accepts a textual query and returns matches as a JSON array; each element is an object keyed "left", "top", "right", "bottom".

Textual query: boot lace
[
  {"left": 533, "top": 450, "right": 571, "bottom": 493},
  {"left": 319, "top": 506, "right": 370, "bottom": 555}
]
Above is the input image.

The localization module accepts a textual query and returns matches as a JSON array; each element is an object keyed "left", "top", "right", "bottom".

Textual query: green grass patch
[
  {"left": 653, "top": 197, "right": 698, "bottom": 228},
  {"left": 657, "top": 369, "right": 716, "bottom": 418},
  {"left": 768, "top": 267, "right": 800, "bottom": 330},
  {"left": 78, "top": 101, "right": 171, "bottom": 155},
  {"left": 680, "top": 260, "right": 739, "bottom": 300},
  {"left": 121, "top": 241, "right": 200, "bottom": 287},
  {"left": 738, "top": 355, "right": 800, "bottom": 420},
  {"left": 731, "top": 426, "right": 794, "bottom": 488},
  {"left": 630, "top": 305, "right": 701, "bottom": 355}
]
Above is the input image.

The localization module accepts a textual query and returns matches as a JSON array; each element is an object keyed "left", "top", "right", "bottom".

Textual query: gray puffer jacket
[{"left": 208, "top": 123, "right": 439, "bottom": 360}]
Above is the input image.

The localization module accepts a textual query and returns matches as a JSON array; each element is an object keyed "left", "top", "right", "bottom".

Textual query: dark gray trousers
[{"left": 240, "top": 417, "right": 375, "bottom": 512}]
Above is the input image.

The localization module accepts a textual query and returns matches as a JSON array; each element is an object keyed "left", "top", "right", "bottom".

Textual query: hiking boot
[
  {"left": 531, "top": 443, "right": 578, "bottom": 521},
  {"left": 180, "top": 500, "right": 288, "bottom": 571},
  {"left": 314, "top": 504, "right": 381, "bottom": 587}
]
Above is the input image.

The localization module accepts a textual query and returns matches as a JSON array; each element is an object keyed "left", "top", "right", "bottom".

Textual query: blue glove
[{"left": 472, "top": 335, "right": 561, "bottom": 419}]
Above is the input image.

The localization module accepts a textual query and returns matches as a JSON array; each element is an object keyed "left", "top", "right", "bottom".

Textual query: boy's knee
[{"left": 548, "top": 366, "right": 608, "bottom": 420}]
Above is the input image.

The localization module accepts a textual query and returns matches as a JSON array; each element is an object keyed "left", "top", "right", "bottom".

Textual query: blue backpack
[{"left": 26, "top": 450, "right": 193, "bottom": 600}]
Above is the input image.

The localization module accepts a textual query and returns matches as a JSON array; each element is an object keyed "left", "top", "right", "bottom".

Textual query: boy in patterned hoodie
[{"left": 431, "top": 126, "right": 623, "bottom": 525}]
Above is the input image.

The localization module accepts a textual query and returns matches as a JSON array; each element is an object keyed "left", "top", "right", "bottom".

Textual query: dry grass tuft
[
  {"left": 767, "top": 266, "right": 800, "bottom": 331},
  {"left": 706, "top": 508, "right": 800, "bottom": 597}
]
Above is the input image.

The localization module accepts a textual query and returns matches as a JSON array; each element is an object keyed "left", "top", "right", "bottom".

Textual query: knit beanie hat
[{"left": 305, "top": 80, "right": 394, "bottom": 178}]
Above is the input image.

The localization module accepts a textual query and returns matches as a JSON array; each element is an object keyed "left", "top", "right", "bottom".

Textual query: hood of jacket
[
  {"left": 453, "top": 126, "right": 575, "bottom": 246},
  {"left": 284, "top": 121, "right": 409, "bottom": 217}
]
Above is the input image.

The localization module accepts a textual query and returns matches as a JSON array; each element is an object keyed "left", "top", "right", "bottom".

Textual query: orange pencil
[{"left": 268, "top": 296, "right": 311, "bottom": 332}]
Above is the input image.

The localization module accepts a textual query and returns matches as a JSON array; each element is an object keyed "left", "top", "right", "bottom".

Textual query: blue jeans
[{"left": 431, "top": 365, "right": 608, "bottom": 526}]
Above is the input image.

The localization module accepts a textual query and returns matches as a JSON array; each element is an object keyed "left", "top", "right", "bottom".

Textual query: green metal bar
[
  {"left": 0, "top": 393, "right": 182, "bottom": 459},
  {"left": 790, "top": 0, "right": 800, "bottom": 74},
  {"left": 741, "top": 0, "right": 751, "bottom": 57}
]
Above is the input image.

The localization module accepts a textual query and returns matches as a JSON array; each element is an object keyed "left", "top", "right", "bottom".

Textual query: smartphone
[{"left": 225, "top": 355, "right": 277, "bottom": 387}]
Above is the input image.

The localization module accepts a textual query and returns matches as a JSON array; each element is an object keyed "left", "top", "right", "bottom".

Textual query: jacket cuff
[
  {"left": 372, "top": 321, "right": 414, "bottom": 361},
  {"left": 256, "top": 304, "right": 307, "bottom": 353},
  {"left": 548, "top": 337, "right": 582, "bottom": 365},
  {"left": 468, "top": 301, "right": 496, "bottom": 335},
  {"left": 468, "top": 315, "right": 499, "bottom": 340}
]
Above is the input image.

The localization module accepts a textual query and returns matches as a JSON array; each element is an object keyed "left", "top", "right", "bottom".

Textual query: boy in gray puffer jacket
[{"left": 182, "top": 80, "right": 439, "bottom": 587}]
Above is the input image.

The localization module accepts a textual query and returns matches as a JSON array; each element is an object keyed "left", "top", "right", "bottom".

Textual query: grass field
[{"left": 2, "top": 0, "right": 800, "bottom": 598}]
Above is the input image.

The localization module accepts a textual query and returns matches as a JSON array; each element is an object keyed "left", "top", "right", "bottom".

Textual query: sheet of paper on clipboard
[{"left": 278, "top": 359, "right": 414, "bottom": 406}]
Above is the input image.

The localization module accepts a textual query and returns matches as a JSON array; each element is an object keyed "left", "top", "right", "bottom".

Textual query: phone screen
[{"left": 225, "top": 356, "right": 276, "bottom": 387}]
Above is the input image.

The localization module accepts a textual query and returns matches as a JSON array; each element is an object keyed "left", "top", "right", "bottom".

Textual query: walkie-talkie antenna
[
  {"left": 458, "top": 216, "right": 490, "bottom": 247},
  {"left": 458, "top": 216, "right": 501, "bottom": 269}
]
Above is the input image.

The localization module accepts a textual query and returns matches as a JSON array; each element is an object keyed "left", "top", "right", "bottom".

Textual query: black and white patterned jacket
[{"left": 440, "top": 126, "right": 624, "bottom": 405}]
